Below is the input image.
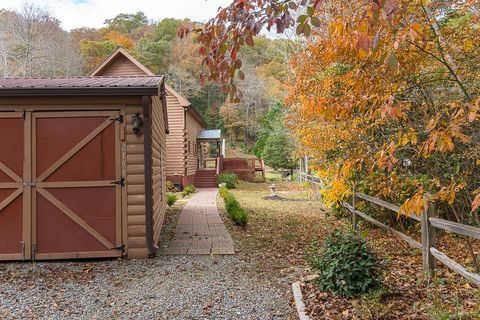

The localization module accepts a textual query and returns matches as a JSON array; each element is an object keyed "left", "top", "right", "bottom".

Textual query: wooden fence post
[
  {"left": 421, "top": 200, "right": 436, "bottom": 276},
  {"left": 352, "top": 187, "right": 358, "bottom": 233},
  {"left": 305, "top": 155, "right": 309, "bottom": 176},
  {"left": 299, "top": 159, "right": 303, "bottom": 182}
]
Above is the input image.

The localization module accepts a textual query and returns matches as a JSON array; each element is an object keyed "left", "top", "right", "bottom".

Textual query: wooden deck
[{"left": 221, "top": 158, "right": 265, "bottom": 180}]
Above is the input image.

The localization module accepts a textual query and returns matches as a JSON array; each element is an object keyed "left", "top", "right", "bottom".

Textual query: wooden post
[
  {"left": 352, "top": 187, "right": 358, "bottom": 233},
  {"left": 421, "top": 199, "right": 436, "bottom": 276},
  {"left": 305, "top": 155, "right": 309, "bottom": 175},
  {"left": 299, "top": 159, "right": 303, "bottom": 182}
]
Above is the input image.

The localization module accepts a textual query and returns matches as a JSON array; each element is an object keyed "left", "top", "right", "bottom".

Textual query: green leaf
[
  {"left": 296, "top": 23, "right": 305, "bottom": 35},
  {"left": 297, "top": 15, "right": 308, "bottom": 23},
  {"left": 310, "top": 16, "right": 321, "bottom": 27},
  {"left": 307, "top": 6, "right": 315, "bottom": 17},
  {"left": 387, "top": 51, "right": 398, "bottom": 70},
  {"left": 303, "top": 24, "right": 312, "bottom": 37}
]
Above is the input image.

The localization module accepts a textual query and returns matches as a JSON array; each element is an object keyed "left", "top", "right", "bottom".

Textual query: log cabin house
[
  {"left": 89, "top": 48, "right": 220, "bottom": 189},
  {"left": 0, "top": 76, "right": 168, "bottom": 260}
]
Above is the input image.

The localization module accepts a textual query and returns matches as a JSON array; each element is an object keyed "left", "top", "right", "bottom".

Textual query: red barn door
[
  {"left": 32, "top": 111, "right": 123, "bottom": 260},
  {"left": 0, "top": 112, "right": 29, "bottom": 261}
]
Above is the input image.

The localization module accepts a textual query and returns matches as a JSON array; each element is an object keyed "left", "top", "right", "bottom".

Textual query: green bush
[
  {"left": 219, "top": 187, "right": 248, "bottom": 227},
  {"left": 219, "top": 186, "right": 229, "bottom": 198},
  {"left": 224, "top": 193, "right": 240, "bottom": 213},
  {"left": 166, "top": 193, "right": 177, "bottom": 207},
  {"left": 218, "top": 172, "right": 238, "bottom": 189},
  {"left": 306, "top": 230, "right": 383, "bottom": 297},
  {"left": 182, "top": 184, "right": 196, "bottom": 197},
  {"left": 230, "top": 207, "right": 248, "bottom": 227}
]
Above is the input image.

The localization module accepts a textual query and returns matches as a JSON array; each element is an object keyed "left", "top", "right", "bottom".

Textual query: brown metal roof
[{"left": 0, "top": 76, "right": 165, "bottom": 96}]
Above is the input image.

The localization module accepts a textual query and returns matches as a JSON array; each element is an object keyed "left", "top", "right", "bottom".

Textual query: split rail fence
[{"left": 299, "top": 167, "right": 480, "bottom": 286}]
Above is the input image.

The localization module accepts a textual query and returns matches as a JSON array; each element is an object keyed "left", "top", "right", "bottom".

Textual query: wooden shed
[
  {"left": 0, "top": 76, "right": 168, "bottom": 260},
  {"left": 89, "top": 48, "right": 212, "bottom": 189}
]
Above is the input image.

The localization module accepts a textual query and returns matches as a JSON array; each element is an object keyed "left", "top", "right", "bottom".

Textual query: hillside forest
[
  {"left": 185, "top": 0, "right": 480, "bottom": 224},
  {"left": 2, "top": 1, "right": 480, "bottom": 223},
  {"left": 0, "top": 3, "right": 297, "bottom": 169}
]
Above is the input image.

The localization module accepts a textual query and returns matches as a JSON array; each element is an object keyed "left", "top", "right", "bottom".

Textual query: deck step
[{"left": 194, "top": 170, "right": 218, "bottom": 188}]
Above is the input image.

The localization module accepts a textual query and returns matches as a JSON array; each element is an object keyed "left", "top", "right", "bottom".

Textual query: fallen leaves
[{"left": 226, "top": 182, "right": 480, "bottom": 319}]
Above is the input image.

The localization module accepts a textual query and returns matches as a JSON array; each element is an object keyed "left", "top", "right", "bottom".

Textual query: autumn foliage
[
  {"left": 287, "top": 0, "right": 480, "bottom": 224},
  {"left": 192, "top": 0, "right": 480, "bottom": 223}
]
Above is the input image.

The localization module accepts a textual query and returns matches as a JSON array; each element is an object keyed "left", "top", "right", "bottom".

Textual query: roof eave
[
  {"left": 0, "top": 87, "right": 159, "bottom": 97},
  {"left": 89, "top": 47, "right": 155, "bottom": 77},
  {"left": 185, "top": 105, "right": 208, "bottom": 128}
]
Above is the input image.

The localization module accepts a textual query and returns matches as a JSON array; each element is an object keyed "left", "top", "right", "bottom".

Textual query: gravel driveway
[{"left": 0, "top": 255, "right": 292, "bottom": 320}]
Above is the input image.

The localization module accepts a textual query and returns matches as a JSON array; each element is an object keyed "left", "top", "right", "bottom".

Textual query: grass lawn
[
  {"left": 218, "top": 181, "right": 335, "bottom": 278},
  {"left": 220, "top": 181, "right": 480, "bottom": 319},
  {"left": 264, "top": 170, "right": 284, "bottom": 182}
]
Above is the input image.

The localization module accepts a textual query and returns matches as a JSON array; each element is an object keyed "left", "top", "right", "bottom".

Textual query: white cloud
[{"left": 0, "top": 0, "right": 232, "bottom": 30}]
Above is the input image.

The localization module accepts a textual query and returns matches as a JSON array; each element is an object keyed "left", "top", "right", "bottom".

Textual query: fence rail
[
  {"left": 343, "top": 202, "right": 422, "bottom": 249},
  {"left": 299, "top": 171, "right": 480, "bottom": 286},
  {"left": 298, "top": 172, "right": 323, "bottom": 186}
]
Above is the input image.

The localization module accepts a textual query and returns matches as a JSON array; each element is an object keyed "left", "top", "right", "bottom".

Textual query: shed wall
[
  {"left": 185, "top": 111, "right": 204, "bottom": 177},
  {"left": 98, "top": 55, "right": 147, "bottom": 76},
  {"left": 125, "top": 106, "right": 149, "bottom": 258},
  {"left": 151, "top": 96, "right": 167, "bottom": 245},
  {"left": 0, "top": 96, "right": 156, "bottom": 260},
  {"left": 165, "top": 93, "right": 185, "bottom": 177}
]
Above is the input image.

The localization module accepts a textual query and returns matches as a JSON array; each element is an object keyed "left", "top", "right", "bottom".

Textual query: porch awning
[{"left": 197, "top": 129, "right": 222, "bottom": 141}]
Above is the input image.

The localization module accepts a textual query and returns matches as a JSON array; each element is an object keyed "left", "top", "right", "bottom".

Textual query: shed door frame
[
  {"left": 0, "top": 112, "right": 31, "bottom": 261},
  {"left": 31, "top": 110, "right": 123, "bottom": 260}
]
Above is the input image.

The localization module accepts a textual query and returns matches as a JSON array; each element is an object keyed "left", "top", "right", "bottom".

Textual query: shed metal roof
[
  {"left": 197, "top": 129, "right": 222, "bottom": 140},
  {"left": 0, "top": 76, "right": 165, "bottom": 96}
]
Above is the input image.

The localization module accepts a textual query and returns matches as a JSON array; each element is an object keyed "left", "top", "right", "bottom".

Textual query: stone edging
[{"left": 291, "top": 282, "right": 309, "bottom": 320}]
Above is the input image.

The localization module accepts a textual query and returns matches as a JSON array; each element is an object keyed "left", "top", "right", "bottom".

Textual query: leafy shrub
[
  {"left": 219, "top": 186, "right": 229, "bottom": 198},
  {"left": 219, "top": 187, "right": 248, "bottom": 227},
  {"left": 306, "top": 230, "right": 383, "bottom": 297},
  {"left": 166, "top": 193, "right": 177, "bottom": 207},
  {"left": 166, "top": 180, "right": 177, "bottom": 193},
  {"left": 182, "top": 184, "right": 196, "bottom": 197},
  {"left": 231, "top": 207, "right": 248, "bottom": 227},
  {"left": 224, "top": 193, "right": 240, "bottom": 212},
  {"left": 218, "top": 172, "right": 238, "bottom": 189},
  {"left": 326, "top": 204, "right": 350, "bottom": 220}
]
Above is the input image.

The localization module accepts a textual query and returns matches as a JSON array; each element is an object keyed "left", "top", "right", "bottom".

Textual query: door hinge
[
  {"left": 111, "top": 178, "right": 125, "bottom": 186},
  {"left": 22, "top": 110, "right": 26, "bottom": 120},
  {"left": 114, "top": 115, "right": 124, "bottom": 123},
  {"left": 112, "top": 244, "right": 125, "bottom": 254}
]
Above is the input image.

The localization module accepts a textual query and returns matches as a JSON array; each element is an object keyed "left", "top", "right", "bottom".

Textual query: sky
[{"left": 0, "top": 0, "right": 233, "bottom": 30}]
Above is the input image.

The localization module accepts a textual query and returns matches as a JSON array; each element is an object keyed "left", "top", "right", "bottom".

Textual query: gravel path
[{"left": 0, "top": 255, "right": 292, "bottom": 319}]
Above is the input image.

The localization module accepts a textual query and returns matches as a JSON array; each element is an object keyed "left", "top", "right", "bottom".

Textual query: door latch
[{"left": 23, "top": 182, "right": 35, "bottom": 187}]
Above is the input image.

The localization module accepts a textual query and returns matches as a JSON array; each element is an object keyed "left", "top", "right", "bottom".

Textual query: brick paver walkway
[{"left": 163, "top": 188, "right": 235, "bottom": 255}]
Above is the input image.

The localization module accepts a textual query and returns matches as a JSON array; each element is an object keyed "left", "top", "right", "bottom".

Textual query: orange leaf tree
[{"left": 191, "top": 0, "right": 480, "bottom": 222}]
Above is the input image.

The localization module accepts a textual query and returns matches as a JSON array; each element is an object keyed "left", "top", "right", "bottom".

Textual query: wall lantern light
[{"left": 132, "top": 113, "right": 143, "bottom": 135}]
